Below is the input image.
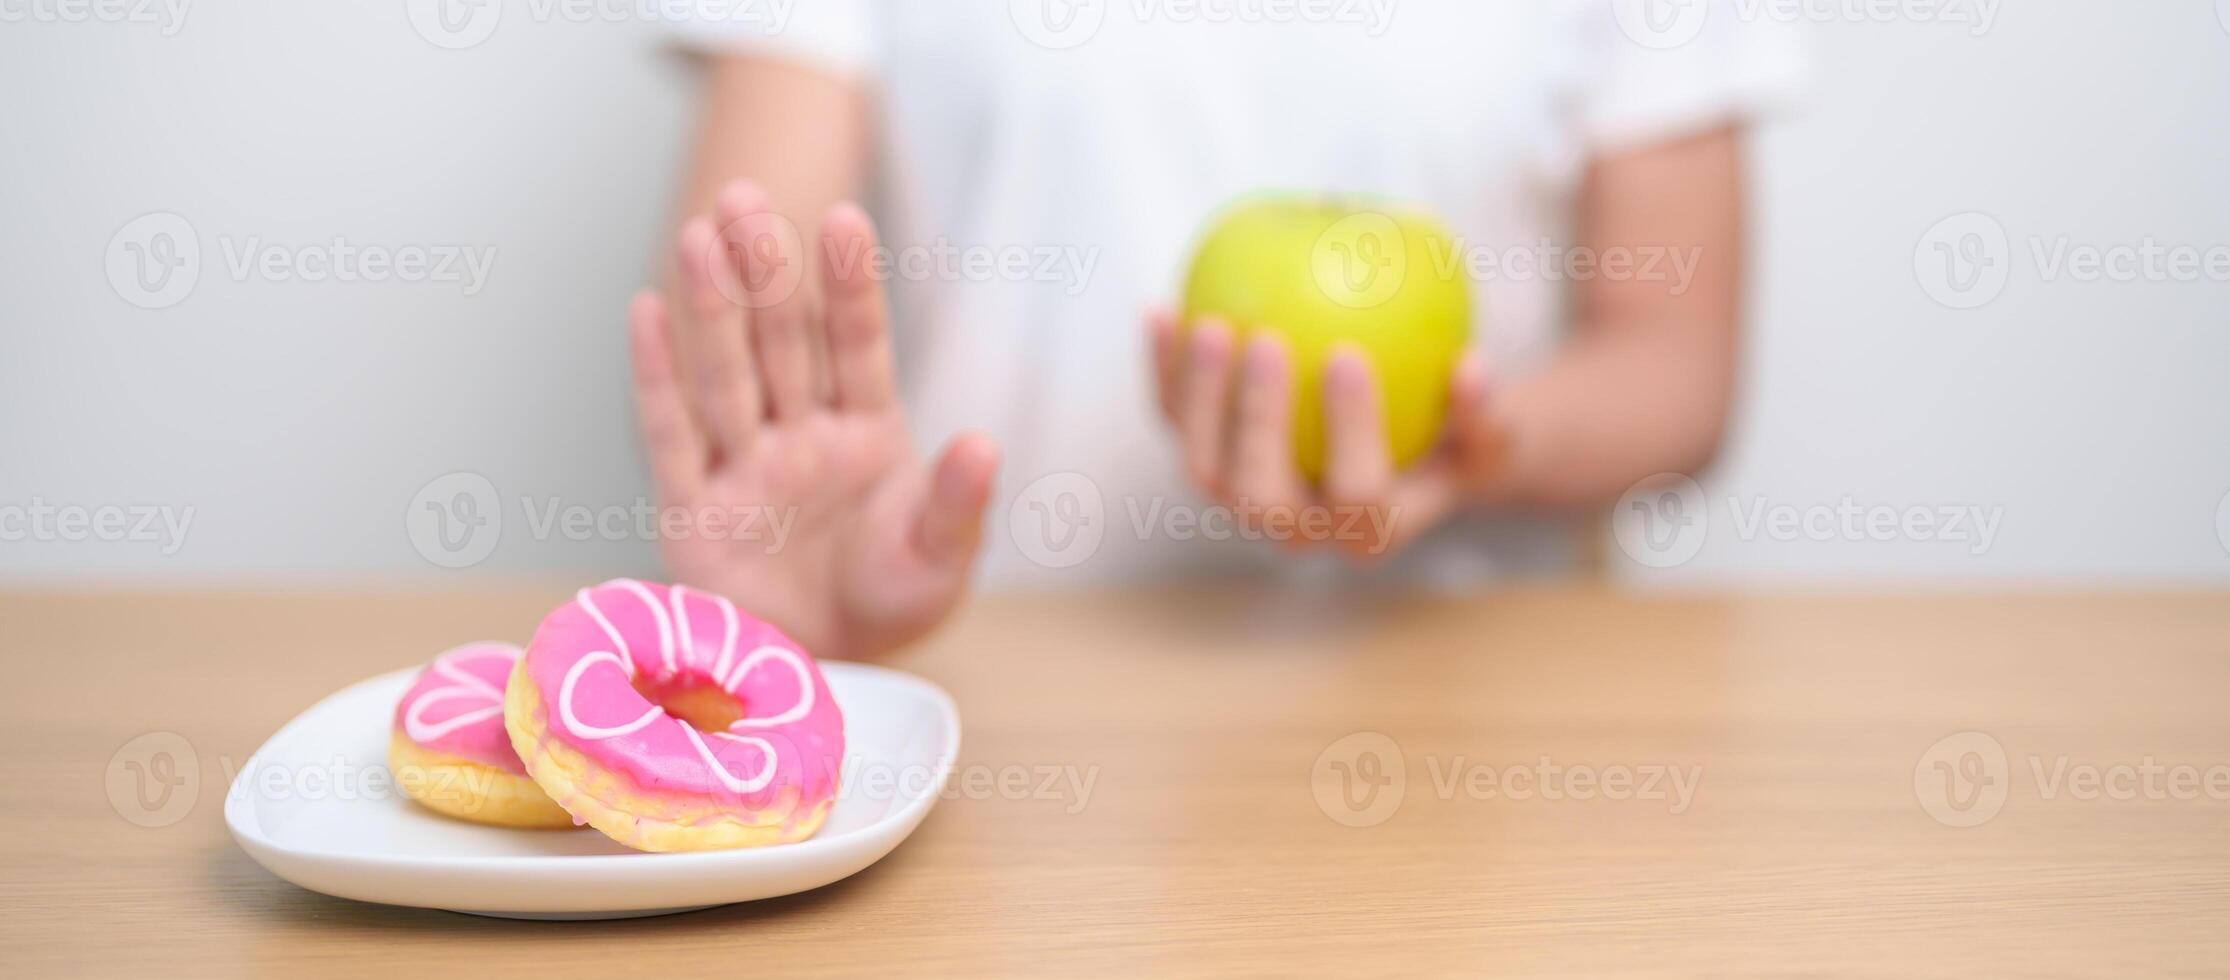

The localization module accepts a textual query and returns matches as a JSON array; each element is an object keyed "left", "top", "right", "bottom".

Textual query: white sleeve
[
  {"left": 1574, "top": 0, "right": 1809, "bottom": 153},
  {"left": 665, "top": 0, "right": 879, "bottom": 79}
]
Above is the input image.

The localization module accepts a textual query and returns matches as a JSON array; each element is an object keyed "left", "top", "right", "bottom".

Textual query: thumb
[
  {"left": 1446, "top": 350, "right": 1489, "bottom": 425},
  {"left": 1445, "top": 350, "right": 1506, "bottom": 459},
  {"left": 914, "top": 430, "right": 1002, "bottom": 563}
]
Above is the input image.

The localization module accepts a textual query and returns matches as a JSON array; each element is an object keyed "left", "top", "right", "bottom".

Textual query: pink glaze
[
  {"left": 392, "top": 642, "right": 529, "bottom": 775},
  {"left": 518, "top": 580, "right": 844, "bottom": 813}
]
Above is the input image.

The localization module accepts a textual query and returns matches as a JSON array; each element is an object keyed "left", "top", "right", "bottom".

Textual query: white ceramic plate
[{"left": 226, "top": 661, "right": 958, "bottom": 919}]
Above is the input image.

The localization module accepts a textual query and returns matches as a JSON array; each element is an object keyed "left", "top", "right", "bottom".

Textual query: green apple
[{"left": 1181, "top": 195, "right": 1473, "bottom": 481}]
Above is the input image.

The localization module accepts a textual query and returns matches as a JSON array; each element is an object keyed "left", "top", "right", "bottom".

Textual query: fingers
[
  {"left": 1157, "top": 314, "right": 1312, "bottom": 538},
  {"left": 914, "top": 430, "right": 1002, "bottom": 564},
  {"left": 1147, "top": 308, "right": 1182, "bottom": 424},
  {"left": 626, "top": 292, "right": 706, "bottom": 504},
  {"left": 677, "top": 216, "right": 762, "bottom": 452},
  {"left": 1444, "top": 350, "right": 1513, "bottom": 471},
  {"left": 1179, "top": 320, "right": 1238, "bottom": 494},
  {"left": 1319, "top": 346, "right": 1481, "bottom": 560},
  {"left": 720, "top": 182, "right": 820, "bottom": 420},
  {"left": 1226, "top": 334, "right": 1302, "bottom": 504},
  {"left": 1158, "top": 330, "right": 1461, "bottom": 559},
  {"left": 818, "top": 203, "right": 897, "bottom": 413},
  {"left": 1447, "top": 350, "right": 1489, "bottom": 430},
  {"left": 1322, "top": 345, "right": 1422, "bottom": 560},
  {"left": 1321, "top": 345, "right": 1395, "bottom": 508},
  {"left": 1360, "top": 465, "right": 1462, "bottom": 561}
]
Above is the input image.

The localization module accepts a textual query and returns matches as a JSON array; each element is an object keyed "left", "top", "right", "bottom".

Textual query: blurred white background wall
[{"left": 3, "top": 1, "right": 2227, "bottom": 585}]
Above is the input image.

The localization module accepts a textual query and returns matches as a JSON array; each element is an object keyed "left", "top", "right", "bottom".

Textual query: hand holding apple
[
  {"left": 1152, "top": 196, "right": 1511, "bottom": 559},
  {"left": 1180, "top": 195, "right": 1472, "bottom": 479}
]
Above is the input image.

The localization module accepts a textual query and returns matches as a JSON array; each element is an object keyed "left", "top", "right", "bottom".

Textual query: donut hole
[{"left": 632, "top": 677, "right": 746, "bottom": 732}]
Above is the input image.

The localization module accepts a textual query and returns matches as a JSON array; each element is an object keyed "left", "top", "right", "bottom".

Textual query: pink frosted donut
[
  {"left": 389, "top": 643, "right": 572, "bottom": 827},
  {"left": 503, "top": 579, "right": 844, "bottom": 851}
]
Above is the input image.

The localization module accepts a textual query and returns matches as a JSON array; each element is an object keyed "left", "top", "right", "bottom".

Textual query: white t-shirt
[{"left": 673, "top": 1, "right": 1803, "bottom": 588}]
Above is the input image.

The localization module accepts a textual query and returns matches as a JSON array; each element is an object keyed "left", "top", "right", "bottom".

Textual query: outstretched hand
[{"left": 628, "top": 181, "right": 999, "bottom": 660}]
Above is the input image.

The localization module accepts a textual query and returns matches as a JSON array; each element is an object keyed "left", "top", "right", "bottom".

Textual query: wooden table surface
[{"left": 6, "top": 587, "right": 2229, "bottom": 977}]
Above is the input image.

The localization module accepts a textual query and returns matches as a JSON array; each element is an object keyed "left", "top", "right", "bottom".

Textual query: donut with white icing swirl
[{"left": 503, "top": 580, "right": 845, "bottom": 851}]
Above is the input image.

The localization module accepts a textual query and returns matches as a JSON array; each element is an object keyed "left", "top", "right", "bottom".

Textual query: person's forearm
[
  {"left": 1479, "top": 317, "right": 1736, "bottom": 509},
  {"left": 1476, "top": 126, "right": 1746, "bottom": 510},
  {"left": 673, "top": 55, "right": 870, "bottom": 271}
]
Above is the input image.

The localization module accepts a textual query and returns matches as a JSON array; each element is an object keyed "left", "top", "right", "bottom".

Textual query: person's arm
[
  {"left": 676, "top": 55, "right": 871, "bottom": 248},
  {"left": 1476, "top": 125, "right": 1743, "bottom": 508},
  {"left": 1150, "top": 125, "right": 1745, "bottom": 557}
]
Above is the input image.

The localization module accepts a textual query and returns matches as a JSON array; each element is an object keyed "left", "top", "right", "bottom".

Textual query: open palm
[{"left": 626, "top": 181, "right": 999, "bottom": 661}]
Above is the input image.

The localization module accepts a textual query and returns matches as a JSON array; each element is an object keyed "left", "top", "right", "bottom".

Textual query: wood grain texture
[{"left": 5, "top": 587, "right": 2229, "bottom": 977}]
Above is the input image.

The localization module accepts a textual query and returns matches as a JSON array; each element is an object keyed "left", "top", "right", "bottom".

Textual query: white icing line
[
  {"left": 429, "top": 645, "right": 515, "bottom": 697},
  {"left": 400, "top": 645, "right": 526, "bottom": 742},
  {"left": 723, "top": 645, "right": 815, "bottom": 728},
  {"left": 576, "top": 587, "right": 636, "bottom": 679},
  {"left": 556, "top": 650, "right": 663, "bottom": 740},
  {"left": 403, "top": 688, "right": 503, "bottom": 743},
  {"left": 681, "top": 725, "right": 775, "bottom": 794},
  {"left": 710, "top": 593, "right": 740, "bottom": 686},
  {"left": 613, "top": 578, "right": 677, "bottom": 677},
  {"left": 668, "top": 586, "right": 697, "bottom": 670}
]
